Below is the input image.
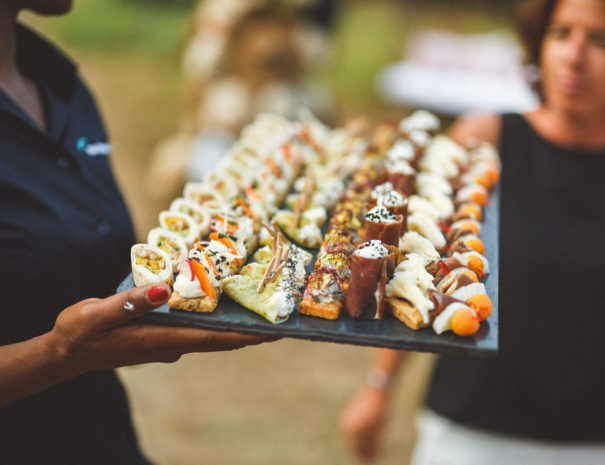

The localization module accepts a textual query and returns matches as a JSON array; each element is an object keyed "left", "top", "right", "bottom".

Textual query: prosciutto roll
[
  {"left": 131, "top": 244, "right": 174, "bottom": 287},
  {"left": 376, "top": 190, "right": 408, "bottom": 236},
  {"left": 368, "top": 182, "right": 395, "bottom": 207},
  {"left": 364, "top": 206, "right": 403, "bottom": 247},
  {"left": 385, "top": 159, "right": 416, "bottom": 196},
  {"left": 345, "top": 240, "right": 396, "bottom": 320},
  {"left": 430, "top": 291, "right": 479, "bottom": 336}
]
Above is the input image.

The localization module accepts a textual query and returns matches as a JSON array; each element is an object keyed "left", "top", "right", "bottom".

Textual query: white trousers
[{"left": 410, "top": 410, "right": 605, "bottom": 465}]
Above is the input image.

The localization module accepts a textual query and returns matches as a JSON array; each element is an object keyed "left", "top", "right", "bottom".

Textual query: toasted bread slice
[
  {"left": 299, "top": 298, "right": 342, "bottom": 320},
  {"left": 387, "top": 297, "right": 430, "bottom": 330},
  {"left": 168, "top": 290, "right": 219, "bottom": 313}
]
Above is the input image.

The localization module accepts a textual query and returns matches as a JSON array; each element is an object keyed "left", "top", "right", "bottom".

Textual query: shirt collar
[{"left": 15, "top": 23, "right": 78, "bottom": 103}]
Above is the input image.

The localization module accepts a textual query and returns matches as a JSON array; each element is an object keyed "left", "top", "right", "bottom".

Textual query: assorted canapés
[{"left": 130, "top": 110, "right": 499, "bottom": 338}]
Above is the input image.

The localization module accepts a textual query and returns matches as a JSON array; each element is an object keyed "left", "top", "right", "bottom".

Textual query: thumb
[{"left": 82, "top": 283, "right": 171, "bottom": 332}]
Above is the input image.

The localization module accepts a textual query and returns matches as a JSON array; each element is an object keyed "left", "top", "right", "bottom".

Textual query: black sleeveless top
[{"left": 426, "top": 113, "right": 605, "bottom": 442}]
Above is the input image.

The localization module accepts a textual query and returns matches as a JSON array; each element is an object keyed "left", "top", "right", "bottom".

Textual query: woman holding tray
[
  {"left": 0, "top": 1, "right": 275, "bottom": 464},
  {"left": 340, "top": 0, "right": 605, "bottom": 463}
]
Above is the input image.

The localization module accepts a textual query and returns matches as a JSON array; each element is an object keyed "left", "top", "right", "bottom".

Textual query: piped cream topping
[
  {"left": 355, "top": 240, "right": 390, "bottom": 259},
  {"left": 366, "top": 205, "right": 398, "bottom": 224}
]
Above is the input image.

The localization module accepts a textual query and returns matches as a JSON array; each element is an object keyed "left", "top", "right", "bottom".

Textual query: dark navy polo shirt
[{"left": 0, "top": 25, "right": 150, "bottom": 465}]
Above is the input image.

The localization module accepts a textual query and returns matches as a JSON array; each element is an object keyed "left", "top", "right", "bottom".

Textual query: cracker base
[
  {"left": 299, "top": 298, "right": 342, "bottom": 320},
  {"left": 387, "top": 297, "right": 430, "bottom": 330},
  {"left": 168, "top": 290, "right": 218, "bottom": 313}
]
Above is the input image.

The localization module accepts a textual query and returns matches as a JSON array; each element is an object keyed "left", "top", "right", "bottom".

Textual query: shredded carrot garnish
[
  {"left": 209, "top": 232, "right": 242, "bottom": 263},
  {"left": 213, "top": 216, "right": 238, "bottom": 234},
  {"left": 195, "top": 242, "right": 206, "bottom": 252},
  {"left": 245, "top": 186, "right": 264, "bottom": 201},
  {"left": 190, "top": 259, "right": 215, "bottom": 298},
  {"left": 299, "top": 128, "right": 321, "bottom": 153},
  {"left": 236, "top": 198, "right": 256, "bottom": 220},
  {"left": 283, "top": 144, "right": 292, "bottom": 162},
  {"left": 264, "top": 158, "right": 281, "bottom": 177},
  {"left": 205, "top": 251, "right": 220, "bottom": 276}
]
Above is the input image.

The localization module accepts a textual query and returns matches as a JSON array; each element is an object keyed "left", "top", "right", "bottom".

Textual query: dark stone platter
[{"left": 118, "top": 186, "right": 499, "bottom": 356}]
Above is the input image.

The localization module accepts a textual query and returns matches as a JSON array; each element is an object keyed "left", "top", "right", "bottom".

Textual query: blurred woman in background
[{"left": 339, "top": 0, "right": 605, "bottom": 463}]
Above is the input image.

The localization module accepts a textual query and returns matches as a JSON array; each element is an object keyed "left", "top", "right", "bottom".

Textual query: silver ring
[{"left": 123, "top": 300, "right": 136, "bottom": 312}]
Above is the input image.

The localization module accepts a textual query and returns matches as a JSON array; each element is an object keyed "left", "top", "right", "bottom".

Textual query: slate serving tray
[{"left": 118, "top": 186, "right": 499, "bottom": 356}]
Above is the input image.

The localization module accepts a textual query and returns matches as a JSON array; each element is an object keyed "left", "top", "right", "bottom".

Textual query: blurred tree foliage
[{"left": 41, "top": 0, "right": 511, "bottom": 111}]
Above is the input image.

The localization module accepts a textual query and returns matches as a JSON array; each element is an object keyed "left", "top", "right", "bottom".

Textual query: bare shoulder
[{"left": 447, "top": 113, "right": 501, "bottom": 147}]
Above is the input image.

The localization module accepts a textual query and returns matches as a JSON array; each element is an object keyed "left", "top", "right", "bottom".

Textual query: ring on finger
[{"left": 123, "top": 300, "right": 136, "bottom": 312}]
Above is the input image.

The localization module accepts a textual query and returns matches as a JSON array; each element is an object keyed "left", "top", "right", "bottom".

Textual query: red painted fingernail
[{"left": 147, "top": 284, "right": 170, "bottom": 303}]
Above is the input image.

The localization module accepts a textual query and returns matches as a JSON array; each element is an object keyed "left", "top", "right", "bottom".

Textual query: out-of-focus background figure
[
  {"left": 144, "top": 0, "right": 337, "bottom": 204},
  {"left": 377, "top": 29, "right": 539, "bottom": 114},
  {"left": 341, "top": 1, "right": 605, "bottom": 465}
]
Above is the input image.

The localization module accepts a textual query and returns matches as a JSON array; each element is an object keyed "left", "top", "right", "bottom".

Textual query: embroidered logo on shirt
[{"left": 76, "top": 137, "right": 111, "bottom": 156}]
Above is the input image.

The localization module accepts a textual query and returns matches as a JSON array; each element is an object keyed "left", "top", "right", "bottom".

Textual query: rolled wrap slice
[
  {"left": 131, "top": 244, "right": 173, "bottom": 287},
  {"left": 147, "top": 227, "right": 188, "bottom": 273},
  {"left": 183, "top": 182, "right": 226, "bottom": 209},
  {"left": 345, "top": 240, "right": 396, "bottom": 320},
  {"left": 170, "top": 198, "right": 210, "bottom": 238},
  {"left": 364, "top": 206, "right": 403, "bottom": 248},
  {"left": 159, "top": 210, "right": 200, "bottom": 248}
]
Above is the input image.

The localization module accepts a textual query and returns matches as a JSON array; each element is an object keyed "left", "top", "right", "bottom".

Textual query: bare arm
[
  {"left": 0, "top": 284, "right": 272, "bottom": 408},
  {"left": 448, "top": 113, "right": 502, "bottom": 147},
  {"left": 339, "top": 348, "right": 407, "bottom": 462}
]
